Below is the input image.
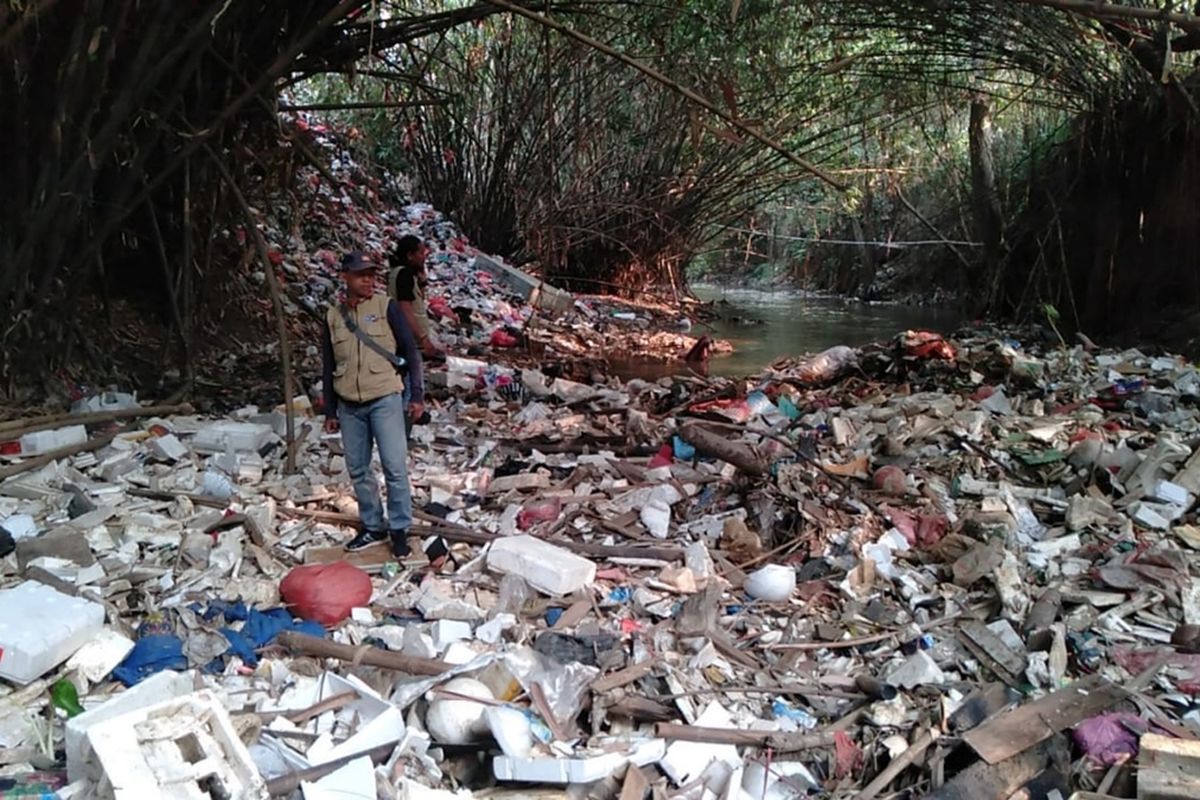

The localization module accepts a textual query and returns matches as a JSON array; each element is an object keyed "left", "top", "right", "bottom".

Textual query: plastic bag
[
  {"left": 280, "top": 562, "right": 372, "bottom": 626},
  {"left": 489, "top": 329, "right": 519, "bottom": 348},
  {"left": 792, "top": 345, "right": 858, "bottom": 385}
]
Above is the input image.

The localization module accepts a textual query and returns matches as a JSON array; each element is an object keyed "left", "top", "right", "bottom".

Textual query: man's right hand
[{"left": 324, "top": 418, "right": 340, "bottom": 434}]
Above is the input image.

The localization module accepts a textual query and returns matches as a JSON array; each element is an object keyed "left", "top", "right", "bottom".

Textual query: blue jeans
[{"left": 338, "top": 392, "right": 413, "bottom": 533}]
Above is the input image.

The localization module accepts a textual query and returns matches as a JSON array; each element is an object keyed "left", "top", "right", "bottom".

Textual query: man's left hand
[{"left": 408, "top": 401, "right": 425, "bottom": 422}]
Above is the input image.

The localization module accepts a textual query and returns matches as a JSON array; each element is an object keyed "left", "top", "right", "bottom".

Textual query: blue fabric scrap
[{"left": 112, "top": 635, "right": 187, "bottom": 687}]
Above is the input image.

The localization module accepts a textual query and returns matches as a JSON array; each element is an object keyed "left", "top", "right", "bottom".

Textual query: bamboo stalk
[
  {"left": 278, "top": 505, "right": 692, "bottom": 563},
  {"left": 856, "top": 729, "right": 935, "bottom": 800},
  {"left": 278, "top": 100, "right": 442, "bottom": 111},
  {"left": 653, "top": 723, "right": 836, "bottom": 752},
  {"left": 265, "top": 742, "right": 397, "bottom": 796},
  {"left": 1012, "top": 0, "right": 1200, "bottom": 31},
  {"left": 0, "top": 402, "right": 193, "bottom": 437},
  {"left": 274, "top": 631, "right": 452, "bottom": 676},
  {"left": 205, "top": 146, "right": 298, "bottom": 474},
  {"left": 0, "top": 433, "right": 120, "bottom": 482}
]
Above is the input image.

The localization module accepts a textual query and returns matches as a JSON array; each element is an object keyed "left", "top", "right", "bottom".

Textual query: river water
[{"left": 613, "top": 285, "right": 962, "bottom": 379}]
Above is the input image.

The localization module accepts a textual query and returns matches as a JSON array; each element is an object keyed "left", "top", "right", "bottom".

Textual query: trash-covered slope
[{"left": 4, "top": 319, "right": 1200, "bottom": 797}]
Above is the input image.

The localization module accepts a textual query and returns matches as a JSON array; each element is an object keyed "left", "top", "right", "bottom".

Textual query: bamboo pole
[
  {"left": 278, "top": 100, "right": 442, "bottom": 111},
  {"left": 1012, "top": 0, "right": 1200, "bottom": 31},
  {"left": 205, "top": 146, "right": 298, "bottom": 474},
  {"left": 855, "top": 729, "right": 936, "bottom": 800},
  {"left": 0, "top": 433, "right": 120, "bottom": 482},
  {"left": 0, "top": 402, "right": 193, "bottom": 438},
  {"left": 274, "top": 631, "right": 452, "bottom": 676},
  {"left": 265, "top": 742, "right": 397, "bottom": 796},
  {"left": 277, "top": 506, "right": 691, "bottom": 562},
  {"left": 653, "top": 723, "right": 836, "bottom": 752}
]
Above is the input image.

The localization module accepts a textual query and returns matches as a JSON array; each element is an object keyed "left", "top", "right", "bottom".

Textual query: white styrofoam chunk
[
  {"left": 486, "top": 535, "right": 596, "bottom": 596},
  {"left": 495, "top": 738, "right": 665, "bottom": 783},
  {"left": 148, "top": 433, "right": 189, "bottom": 462},
  {"left": 66, "top": 671, "right": 195, "bottom": 783},
  {"left": 65, "top": 627, "right": 135, "bottom": 684},
  {"left": 1152, "top": 480, "right": 1192, "bottom": 507},
  {"left": 191, "top": 421, "right": 273, "bottom": 454},
  {"left": 301, "top": 755, "right": 374, "bottom": 800},
  {"left": 659, "top": 703, "right": 741, "bottom": 785},
  {"left": 86, "top": 689, "right": 266, "bottom": 799},
  {"left": 431, "top": 619, "right": 473, "bottom": 651},
  {"left": 0, "top": 581, "right": 105, "bottom": 685},
  {"left": 20, "top": 425, "right": 87, "bottom": 455},
  {"left": 1, "top": 513, "right": 38, "bottom": 541}
]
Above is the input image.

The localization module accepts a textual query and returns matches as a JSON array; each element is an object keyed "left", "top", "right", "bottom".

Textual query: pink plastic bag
[
  {"left": 280, "top": 562, "right": 372, "bottom": 626},
  {"left": 518, "top": 499, "right": 561, "bottom": 530}
]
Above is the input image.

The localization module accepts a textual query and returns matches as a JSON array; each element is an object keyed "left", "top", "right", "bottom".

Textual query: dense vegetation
[{"left": 2, "top": 0, "right": 1198, "bottom": 393}]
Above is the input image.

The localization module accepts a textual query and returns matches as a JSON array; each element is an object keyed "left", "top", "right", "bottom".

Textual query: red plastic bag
[
  {"left": 517, "top": 499, "right": 561, "bottom": 530},
  {"left": 427, "top": 297, "right": 456, "bottom": 321},
  {"left": 280, "top": 562, "right": 372, "bottom": 626},
  {"left": 900, "top": 330, "right": 956, "bottom": 361},
  {"left": 647, "top": 444, "right": 673, "bottom": 469},
  {"left": 489, "top": 329, "right": 519, "bottom": 348}
]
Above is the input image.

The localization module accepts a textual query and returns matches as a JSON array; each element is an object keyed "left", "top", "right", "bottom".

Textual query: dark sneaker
[
  {"left": 345, "top": 529, "right": 387, "bottom": 551},
  {"left": 389, "top": 530, "right": 411, "bottom": 558}
]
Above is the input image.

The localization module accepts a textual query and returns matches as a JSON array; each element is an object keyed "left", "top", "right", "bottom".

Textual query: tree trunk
[{"left": 970, "top": 94, "right": 1005, "bottom": 284}]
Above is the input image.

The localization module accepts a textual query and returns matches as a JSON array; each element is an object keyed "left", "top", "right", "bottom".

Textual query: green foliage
[{"left": 291, "top": 0, "right": 1187, "bottom": 296}]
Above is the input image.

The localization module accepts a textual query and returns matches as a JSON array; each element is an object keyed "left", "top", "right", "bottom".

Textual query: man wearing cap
[{"left": 322, "top": 251, "right": 425, "bottom": 557}]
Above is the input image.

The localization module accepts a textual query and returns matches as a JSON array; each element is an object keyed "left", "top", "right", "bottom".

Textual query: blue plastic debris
[
  {"left": 672, "top": 435, "right": 696, "bottom": 461},
  {"left": 112, "top": 635, "right": 187, "bottom": 686},
  {"left": 197, "top": 600, "right": 249, "bottom": 622},
  {"left": 219, "top": 608, "right": 324, "bottom": 667},
  {"left": 900, "top": 634, "right": 935, "bottom": 655},
  {"left": 777, "top": 395, "right": 801, "bottom": 420},
  {"left": 545, "top": 608, "right": 564, "bottom": 626},
  {"left": 608, "top": 587, "right": 632, "bottom": 603},
  {"left": 771, "top": 699, "right": 819, "bottom": 729},
  {"left": 746, "top": 390, "right": 773, "bottom": 416}
]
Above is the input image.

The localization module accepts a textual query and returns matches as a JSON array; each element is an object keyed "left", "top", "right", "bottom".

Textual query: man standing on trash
[
  {"left": 322, "top": 251, "right": 425, "bottom": 557},
  {"left": 389, "top": 234, "right": 444, "bottom": 358}
]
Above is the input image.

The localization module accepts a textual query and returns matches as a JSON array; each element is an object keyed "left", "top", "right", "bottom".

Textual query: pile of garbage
[
  {"left": 4, "top": 316, "right": 1200, "bottom": 798},
  {"left": 229, "top": 117, "right": 726, "bottom": 396}
]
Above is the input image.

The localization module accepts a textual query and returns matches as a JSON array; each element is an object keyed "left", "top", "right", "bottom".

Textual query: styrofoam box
[
  {"left": 486, "top": 535, "right": 596, "bottom": 596},
  {"left": 19, "top": 424, "right": 88, "bottom": 456},
  {"left": 191, "top": 421, "right": 273, "bottom": 454},
  {"left": 0, "top": 581, "right": 105, "bottom": 685},
  {"left": 66, "top": 670, "right": 195, "bottom": 782}
]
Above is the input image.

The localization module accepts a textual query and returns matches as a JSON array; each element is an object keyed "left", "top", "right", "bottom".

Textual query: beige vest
[{"left": 326, "top": 294, "right": 404, "bottom": 404}]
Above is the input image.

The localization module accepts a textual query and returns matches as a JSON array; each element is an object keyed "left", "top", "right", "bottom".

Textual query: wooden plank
[
  {"left": 947, "top": 682, "right": 1018, "bottom": 734},
  {"left": 305, "top": 543, "right": 390, "bottom": 567},
  {"left": 591, "top": 660, "right": 654, "bottom": 693},
  {"left": 928, "top": 736, "right": 1067, "bottom": 800},
  {"left": 958, "top": 621, "right": 1027, "bottom": 688},
  {"left": 620, "top": 765, "right": 650, "bottom": 800},
  {"left": 963, "top": 674, "right": 1125, "bottom": 764},
  {"left": 1138, "top": 733, "right": 1200, "bottom": 800},
  {"left": 552, "top": 600, "right": 592, "bottom": 630}
]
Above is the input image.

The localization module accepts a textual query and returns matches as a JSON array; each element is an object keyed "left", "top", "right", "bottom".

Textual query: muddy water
[{"left": 611, "top": 285, "right": 963, "bottom": 380}]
